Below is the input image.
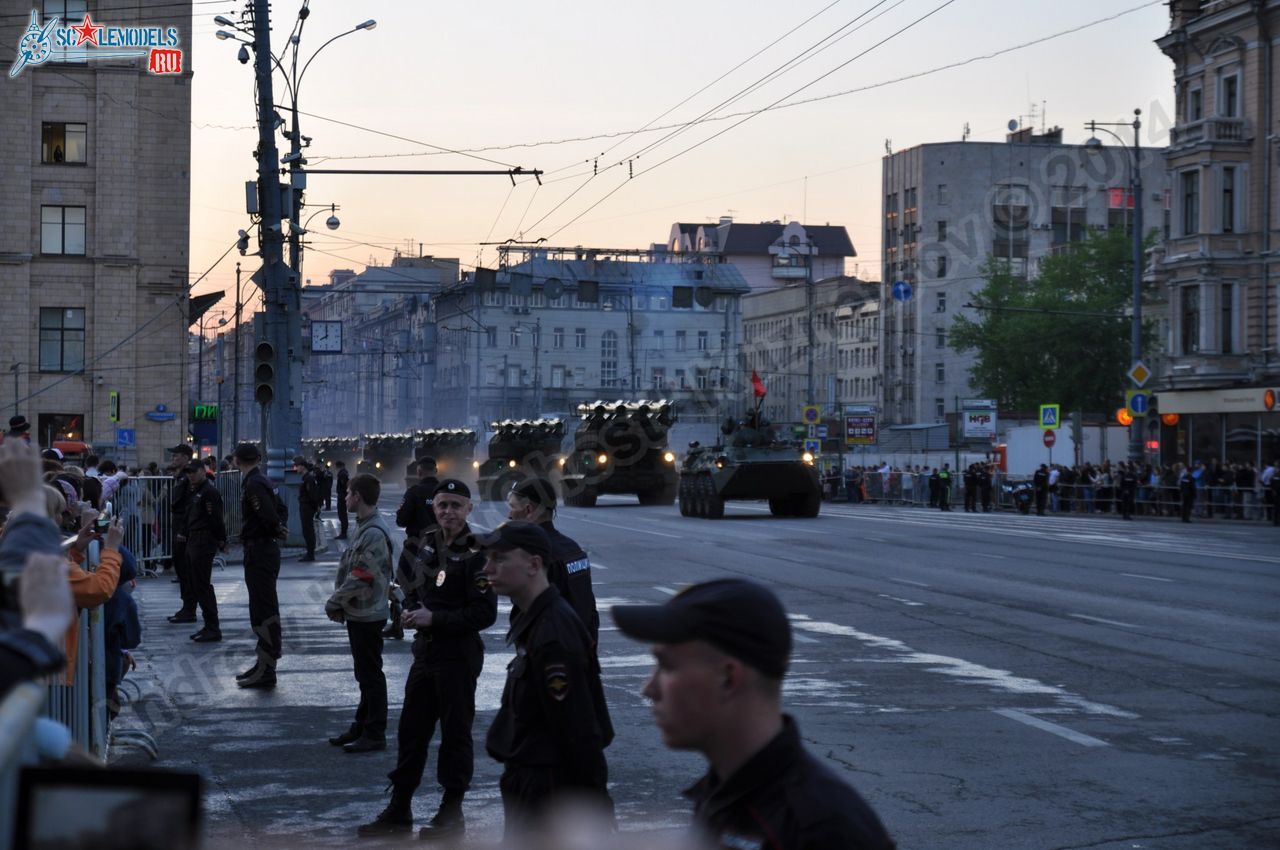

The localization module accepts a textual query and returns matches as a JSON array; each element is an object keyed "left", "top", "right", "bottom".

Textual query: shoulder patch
[
  {"left": 474, "top": 574, "right": 490, "bottom": 592},
  {"left": 565, "top": 557, "right": 590, "bottom": 575},
  {"left": 544, "top": 663, "right": 569, "bottom": 701}
]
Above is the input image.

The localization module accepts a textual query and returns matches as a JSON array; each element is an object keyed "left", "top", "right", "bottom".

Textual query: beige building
[
  {"left": 0, "top": 2, "right": 193, "bottom": 462},
  {"left": 836, "top": 284, "right": 882, "bottom": 409},
  {"left": 1151, "top": 0, "right": 1280, "bottom": 465}
]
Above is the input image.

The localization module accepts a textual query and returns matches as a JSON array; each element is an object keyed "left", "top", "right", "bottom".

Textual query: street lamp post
[{"left": 1086, "top": 108, "right": 1144, "bottom": 464}]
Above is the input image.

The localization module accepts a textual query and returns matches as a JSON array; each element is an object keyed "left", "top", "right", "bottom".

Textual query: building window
[
  {"left": 575, "top": 327, "right": 586, "bottom": 349},
  {"left": 550, "top": 365, "right": 565, "bottom": 388},
  {"left": 696, "top": 368, "right": 709, "bottom": 390},
  {"left": 1188, "top": 86, "right": 1203, "bottom": 122},
  {"left": 483, "top": 290, "right": 503, "bottom": 307},
  {"left": 552, "top": 327, "right": 564, "bottom": 349},
  {"left": 937, "top": 220, "right": 947, "bottom": 242},
  {"left": 1221, "top": 166, "right": 1236, "bottom": 234},
  {"left": 1180, "top": 170, "right": 1200, "bottom": 236},
  {"left": 507, "top": 364, "right": 521, "bottom": 386},
  {"left": 935, "top": 398, "right": 946, "bottom": 419},
  {"left": 936, "top": 328, "right": 946, "bottom": 349},
  {"left": 936, "top": 255, "right": 947, "bottom": 278},
  {"left": 697, "top": 331, "right": 708, "bottom": 351},
  {"left": 720, "top": 330, "right": 727, "bottom": 351},
  {"left": 651, "top": 367, "right": 665, "bottom": 390},
  {"left": 1180, "top": 286, "right": 1200, "bottom": 354},
  {"left": 938, "top": 184, "right": 949, "bottom": 204},
  {"left": 653, "top": 329, "right": 664, "bottom": 349},
  {"left": 676, "top": 330, "right": 687, "bottom": 351},
  {"left": 1221, "top": 283, "right": 1235, "bottom": 355},
  {"left": 675, "top": 368, "right": 687, "bottom": 388},
  {"left": 509, "top": 327, "right": 520, "bottom": 348},
  {"left": 935, "top": 362, "right": 945, "bottom": 382},
  {"left": 601, "top": 330, "right": 618, "bottom": 387},
  {"left": 40, "top": 206, "right": 86, "bottom": 255},
  {"left": 41, "top": 122, "right": 86, "bottom": 164},
  {"left": 485, "top": 326, "right": 497, "bottom": 347},
  {"left": 936, "top": 292, "right": 947, "bottom": 313},
  {"left": 1219, "top": 73, "right": 1239, "bottom": 118},
  {"left": 39, "top": 307, "right": 85, "bottom": 372}
]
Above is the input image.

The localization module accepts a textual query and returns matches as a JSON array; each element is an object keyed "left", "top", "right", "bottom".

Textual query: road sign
[
  {"left": 108, "top": 390, "right": 119, "bottom": 423},
  {"left": 1043, "top": 429, "right": 1056, "bottom": 448},
  {"left": 806, "top": 425, "right": 817, "bottom": 439},
  {"left": 891, "top": 280, "right": 913, "bottom": 302},
  {"left": 1125, "top": 390, "right": 1149, "bottom": 417},
  {"left": 801, "top": 405, "right": 821, "bottom": 425},
  {"left": 803, "top": 439, "right": 821, "bottom": 455},
  {"left": 1127, "top": 361, "right": 1151, "bottom": 388},
  {"left": 1039, "top": 404, "right": 1060, "bottom": 429},
  {"left": 115, "top": 428, "right": 135, "bottom": 448},
  {"left": 817, "top": 424, "right": 829, "bottom": 439}
]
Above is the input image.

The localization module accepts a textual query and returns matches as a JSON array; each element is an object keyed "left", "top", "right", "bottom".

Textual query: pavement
[{"left": 107, "top": 491, "right": 1280, "bottom": 849}]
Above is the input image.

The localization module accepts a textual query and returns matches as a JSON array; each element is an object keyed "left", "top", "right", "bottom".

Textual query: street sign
[
  {"left": 801, "top": 405, "right": 821, "bottom": 425},
  {"left": 845, "top": 414, "right": 876, "bottom": 446},
  {"left": 1127, "top": 361, "right": 1151, "bottom": 388},
  {"left": 806, "top": 425, "right": 817, "bottom": 439},
  {"left": 817, "top": 424, "right": 829, "bottom": 439},
  {"left": 116, "top": 428, "right": 135, "bottom": 448},
  {"left": 1039, "top": 404, "right": 1060, "bottom": 429},
  {"left": 803, "top": 439, "right": 821, "bottom": 455},
  {"left": 1125, "top": 390, "right": 1149, "bottom": 417},
  {"left": 108, "top": 390, "right": 119, "bottom": 423},
  {"left": 1043, "top": 429, "right": 1056, "bottom": 447},
  {"left": 891, "top": 280, "right": 913, "bottom": 302}
]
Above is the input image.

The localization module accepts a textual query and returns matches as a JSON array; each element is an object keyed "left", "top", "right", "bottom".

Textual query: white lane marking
[
  {"left": 993, "top": 708, "right": 1109, "bottom": 748},
  {"left": 890, "top": 578, "right": 930, "bottom": 588},
  {"left": 793, "top": 633, "right": 819, "bottom": 644},
  {"left": 1121, "top": 572, "right": 1172, "bottom": 583},
  {"left": 1069, "top": 613, "right": 1139, "bottom": 629},
  {"left": 564, "top": 515, "right": 683, "bottom": 539},
  {"left": 980, "top": 553, "right": 1009, "bottom": 560},
  {"left": 653, "top": 585, "right": 678, "bottom": 596},
  {"left": 877, "top": 594, "right": 924, "bottom": 607},
  {"left": 790, "top": 615, "right": 1137, "bottom": 718},
  {"left": 590, "top": 561, "right": 609, "bottom": 570}
]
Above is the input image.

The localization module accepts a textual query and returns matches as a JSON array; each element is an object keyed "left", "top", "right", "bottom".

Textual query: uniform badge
[
  {"left": 435, "top": 568, "right": 447, "bottom": 587},
  {"left": 545, "top": 663, "right": 569, "bottom": 701},
  {"left": 474, "top": 574, "right": 490, "bottom": 592}
]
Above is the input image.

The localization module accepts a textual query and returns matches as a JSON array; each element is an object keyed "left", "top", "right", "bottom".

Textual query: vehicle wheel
[
  {"left": 578, "top": 486, "right": 598, "bottom": 508},
  {"left": 768, "top": 497, "right": 791, "bottom": 517},
  {"left": 703, "top": 476, "right": 725, "bottom": 519},
  {"left": 691, "top": 477, "right": 707, "bottom": 518},
  {"left": 795, "top": 490, "right": 821, "bottom": 518}
]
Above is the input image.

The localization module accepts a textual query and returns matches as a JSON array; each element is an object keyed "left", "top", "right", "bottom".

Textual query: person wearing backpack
[
  {"left": 295, "top": 456, "right": 322, "bottom": 562},
  {"left": 233, "top": 443, "right": 288, "bottom": 689}
]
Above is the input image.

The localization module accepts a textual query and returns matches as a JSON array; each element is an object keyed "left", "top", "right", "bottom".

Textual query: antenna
[
  {"left": 884, "top": 138, "right": 892, "bottom": 155},
  {"left": 962, "top": 122, "right": 970, "bottom": 142}
]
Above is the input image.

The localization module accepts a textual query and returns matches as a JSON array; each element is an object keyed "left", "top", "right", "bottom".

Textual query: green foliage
[{"left": 950, "top": 228, "right": 1154, "bottom": 413}]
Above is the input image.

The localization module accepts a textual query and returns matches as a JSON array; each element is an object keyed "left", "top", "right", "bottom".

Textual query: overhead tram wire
[{"left": 537, "top": 0, "right": 962, "bottom": 242}]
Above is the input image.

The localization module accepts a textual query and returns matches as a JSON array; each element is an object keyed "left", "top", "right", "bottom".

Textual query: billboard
[
  {"left": 962, "top": 399, "right": 998, "bottom": 440},
  {"left": 845, "top": 414, "right": 877, "bottom": 446}
]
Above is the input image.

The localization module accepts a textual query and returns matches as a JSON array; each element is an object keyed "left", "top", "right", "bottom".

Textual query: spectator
[
  {"left": 103, "top": 544, "right": 142, "bottom": 722},
  {"left": 5, "top": 414, "right": 32, "bottom": 442},
  {"left": 84, "top": 454, "right": 101, "bottom": 479}
]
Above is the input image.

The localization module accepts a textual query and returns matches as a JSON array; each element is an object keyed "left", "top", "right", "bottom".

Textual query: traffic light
[
  {"left": 1116, "top": 407, "right": 1134, "bottom": 426},
  {"left": 254, "top": 340, "right": 276, "bottom": 405}
]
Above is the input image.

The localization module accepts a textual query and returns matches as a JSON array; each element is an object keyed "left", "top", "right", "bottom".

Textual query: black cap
[
  {"left": 232, "top": 442, "right": 261, "bottom": 462},
  {"left": 433, "top": 479, "right": 470, "bottom": 500},
  {"left": 8, "top": 415, "right": 30, "bottom": 434},
  {"left": 613, "top": 579, "right": 792, "bottom": 680},
  {"left": 169, "top": 444, "right": 195, "bottom": 457},
  {"left": 292, "top": 455, "right": 307, "bottom": 466},
  {"left": 181, "top": 459, "right": 204, "bottom": 473},
  {"left": 511, "top": 476, "right": 556, "bottom": 509},
  {"left": 475, "top": 521, "right": 552, "bottom": 560}
]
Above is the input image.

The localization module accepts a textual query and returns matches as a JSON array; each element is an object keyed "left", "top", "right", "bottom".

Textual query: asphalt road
[{"left": 112, "top": 490, "right": 1280, "bottom": 849}]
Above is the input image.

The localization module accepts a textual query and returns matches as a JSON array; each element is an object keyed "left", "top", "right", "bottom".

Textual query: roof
[{"left": 717, "top": 222, "right": 855, "bottom": 256}]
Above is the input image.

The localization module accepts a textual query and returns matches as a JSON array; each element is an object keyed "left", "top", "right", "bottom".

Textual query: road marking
[
  {"left": 591, "top": 561, "right": 609, "bottom": 570},
  {"left": 565, "top": 515, "right": 683, "bottom": 538},
  {"left": 793, "top": 633, "right": 819, "bottom": 644},
  {"left": 1121, "top": 572, "right": 1172, "bottom": 583},
  {"left": 653, "top": 585, "right": 678, "bottom": 596},
  {"left": 890, "top": 578, "right": 930, "bottom": 588},
  {"left": 993, "top": 708, "right": 1109, "bottom": 748},
  {"left": 1069, "top": 613, "right": 1139, "bottom": 629},
  {"left": 980, "top": 553, "right": 1009, "bottom": 560},
  {"left": 877, "top": 594, "right": 924, "bottom": 607}
]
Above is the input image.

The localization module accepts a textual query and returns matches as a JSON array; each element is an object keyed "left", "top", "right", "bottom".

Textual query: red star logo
[{"left": 71, "top": 14, "right": 102, "bottom": 47}]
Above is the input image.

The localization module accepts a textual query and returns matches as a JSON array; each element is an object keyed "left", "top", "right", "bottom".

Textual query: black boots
[
  {"left": 357, "top": 787, "right": 414, "bottom": 837},
  {"left": 417, "top": 789, "right": 465, "bottom": 841}
]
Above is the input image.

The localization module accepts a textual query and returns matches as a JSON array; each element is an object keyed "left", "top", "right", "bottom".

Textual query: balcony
[{"left": 1169, "top": 117, "right": 1248, "bottom": 148}]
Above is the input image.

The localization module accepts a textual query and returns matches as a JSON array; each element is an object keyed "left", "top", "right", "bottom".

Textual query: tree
[{"left": 949, "top": 228, "right": 1155, "bottom": 413}]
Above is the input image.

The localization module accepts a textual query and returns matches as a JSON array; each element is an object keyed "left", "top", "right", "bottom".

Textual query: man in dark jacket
[
  {"left": 294, "top": 456, "right": 321, "bottom": 562},
  {"left": 481, "top": 522, "right": 613, "bottom": 838},
  {"left": 234, "top": 443, "right": 287, "bottom": 688},
  {"left": 335, "top": 461, "right": 350, "bottom": 540},
  {"left": 1032, "top": 464, "right": 1049, "bottom": 516},
  {"left": 183, "top": 459, "right": 227, "bottom": 642},
  {"left": 388, "top": 458, "right": 439, "bottom": 640},
  {"left": 613, "top": 580, "right": 894, "bottom": 850},
  {"left": 167, "top": 444, "right": 196, "bottom": 621}
]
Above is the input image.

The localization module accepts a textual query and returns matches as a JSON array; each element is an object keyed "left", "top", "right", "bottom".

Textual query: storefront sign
[{"left": 1158, "top": 388, "right": 1280, "bottom": 415}]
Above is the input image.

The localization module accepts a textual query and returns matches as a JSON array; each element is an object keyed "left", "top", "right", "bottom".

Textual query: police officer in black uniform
[
  {"left": 389, "top": 458, "right": 439, "bottom": 640},
  {"left": 359, "top": 479, "right": 497, "bottom": 841},
  {"left": 183, "top": 458, "right": 227, "bottom": 642},
  {"left": 335, "top": 460, "right": 350, "bottom": 540},
  {"left": 962, "top": 464, "right": 978, "bottom": 513},
  {"left": 613, "top": 580, "right": 895, "bottom": 850},
  {"left": 1118, "top": 461, "right": 1138, "bottom": 521},
  {"left": 233, "top": 443, "right": 286, "bottom": 689},
  {"left": 979, "top": 463, "right": 995, "bottom": 512},
  {"left": 1033, "top": 464, "right": 1050, "bottom": 516},
  {"left": 505, "top": 477, "right": 599, "bottom": 648},
  {"left": 166, "top": 444, "right": 197, "bottom": 623},
  {"left": 322, "top": 462, "right": 335, "bottom": 510},
  {"left": 480, "top": 522, "right": 613, "bottom": 838},
  {"left": 295, "top": 456, "right": 321, "bottom": 562}
]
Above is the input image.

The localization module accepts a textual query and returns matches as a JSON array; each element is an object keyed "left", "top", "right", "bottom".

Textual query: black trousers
[
  {"left": 1035, "top": 490, "right": 1047, "bottom": 515},
  {"left": 964, "top": 488, "right": 977, "bottom": 512},
  {"left": 499, "top": 763, "right": 612, "bottom": 839},
  {"left": 1119, "top": 490, "right": 1135, "bottom": 519},
  {"left": 173, "top": 539, "right": 193, "bottom": 613},
  {"left": 243, "top": 540, "right": 282, "bottom": 664},
  {"left": 388, "top": 639, "right": 483, "bottom": 796},
  {"left": 186, "top": 537, "right": 220, "bottom": 628},
  {"left": 980, "top": 487, "right": 993, "bottom": 512},
  {"left": 345, "top": 619, "right": 387, "bottom": 740},
  {"left": 1181, "top": 492, "right": 1195, "bottom": 522},
  {"left": 337, "top": 492, "right": 349, "bottom": 537},
  {"left": 300, "top": 504, "right": 318, "bottom": 556}
]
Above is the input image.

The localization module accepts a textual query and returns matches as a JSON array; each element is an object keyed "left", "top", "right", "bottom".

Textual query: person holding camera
[
  {"left": 233, "top": 443, "right": 287, "bottom": 689},
  {"left": 325, "top": 473, "right": 394, "bottom": 754},
  {"left": 359, "top": 479, "right": 497, "bottom": 840},
  {"left": 183, "top": 459, "right": 227, "bottom": 643}
]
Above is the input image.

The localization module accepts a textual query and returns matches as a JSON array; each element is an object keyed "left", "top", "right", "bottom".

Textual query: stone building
[{"left": 0, "top": 2, "right": 193, "bottom": 462}]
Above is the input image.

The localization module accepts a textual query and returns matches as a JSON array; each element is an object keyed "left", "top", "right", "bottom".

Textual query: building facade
[
  {"left": 880, "top": 128, "right": 1169, "bottom": 425},
  {"left": 0, "top": 1, "right": 193, "bottom": 462},
  {"left": 1152, "top": 0, "right": 1280, "bottom": 466},
  {"left": 666, "top": 219, "right": 854, "bottom": 291},
  {"left": 835, "top": 283, "right": 882, "bottom": 411}
]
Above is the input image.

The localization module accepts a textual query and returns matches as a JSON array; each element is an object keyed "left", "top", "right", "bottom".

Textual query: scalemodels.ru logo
[{"left": 9, "top": 10, "right": 183, "bottom": 78}]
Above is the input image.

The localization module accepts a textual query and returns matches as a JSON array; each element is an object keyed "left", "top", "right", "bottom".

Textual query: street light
[
  {"left": 196, "top": 314, "right": 229, "bottom": 403},
  {"left": 1085, "top": 108, "right": 1144, "bottom": 465}
]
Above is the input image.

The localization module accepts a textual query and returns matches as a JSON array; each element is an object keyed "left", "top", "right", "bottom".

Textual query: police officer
[
  {"left": 166, "top": 444, "right": 197, "bottom": 623},
  {"left": 962, "top": 464, "right": 978, "bottom": 513},
  {"left": 613, "top": 580, "right": 895, "bottom": 850},
  {"left": 359, "top": 479, "right": 497, "bottom": 840},
  {"left": 322, "top": 462, "right": 335, "bottom": 511},
  {"left": 233, "top": 443, "right": 286, "bottom": 689},
  {"left": 295, "top": 456, "right": 321, "bottom": 562},
  {"left": 979, "top": 463, "right": 995, "bottom": 513},
  {"left": 1118, "top": 461, "right": 1138, "bottom": 521},
  {"left": 183, "top": 458, "right": 227, "bottom": 642},
  {"left": 481, "top": 522, "right": 613, "bottom": 838},
  {"left": 1033, "top": 463, "right": 1050, "bottom": 516},
  {"left": 937, "top": 463, "right": 953, "bottom": 511},
  {"left": 505, "top": 477, "right": 598, "bottom": 648},
  {"left": 389, "top": 458, "right": 439, "bottom": 640},
  {"left": 335, "top": 460, "right": 350, "bottom": 540}
]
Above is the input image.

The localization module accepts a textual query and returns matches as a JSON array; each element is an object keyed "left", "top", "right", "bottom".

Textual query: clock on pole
[{"left": 310, "top": 320, "right": 343, "bottom": 354}]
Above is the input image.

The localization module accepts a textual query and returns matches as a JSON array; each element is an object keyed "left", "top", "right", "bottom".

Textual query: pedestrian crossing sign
[{"left": 1039, "top": 404, "right": 1060, "bottom": 430}]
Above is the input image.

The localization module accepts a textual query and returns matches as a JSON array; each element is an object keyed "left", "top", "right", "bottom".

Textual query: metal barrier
[
  {"left": 116, "top": 470, "right": 242, "bottom": 571},
  {"left": 216, "top": 470, "right": 243, "bottom": 543},
  {"left": 0, "top": 683, "right": 43, "bottom": 850}
]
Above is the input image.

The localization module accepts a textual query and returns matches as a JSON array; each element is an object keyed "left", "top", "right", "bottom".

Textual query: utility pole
[
  {"left": 806, "top": 239, "right": 816, "bottom": 407},
  {"left": 232, "top": 262, "right": 242, "bottom": 449},
  {"left": 10, "top": 363, "right": 18, "bottom": 416},
  {"left": 533, "top": 316, "right": 542, "bottom": 414}
]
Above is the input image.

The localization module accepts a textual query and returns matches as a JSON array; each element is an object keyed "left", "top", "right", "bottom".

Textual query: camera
[
  {"left": 390, "top": 583, "right": 406, "bottom": 605},
  {"left": 95, "top": 501, "right": 113, "bottom": 532}
]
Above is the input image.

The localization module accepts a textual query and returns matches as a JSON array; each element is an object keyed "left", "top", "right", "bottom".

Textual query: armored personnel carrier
[
  {"left": 302, "top": 436, "right": 360, "bottom": 477},
  {"left": 678, "top": 412, "right": 821, "bottom": 518},
  {"left": 359, "top": 432, "right": 415, "bottom": 483},
  {"left": 475, "top": 419, "right": 565, "bottom": 501},
  {"left": 413, "top": 428, "right": 478, "bottom": 483},
  {"left": 561, "top": 399, "right": 678, "bottom": 507}
]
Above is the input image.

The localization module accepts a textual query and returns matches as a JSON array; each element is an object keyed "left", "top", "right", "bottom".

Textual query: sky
[{"left": 187, "top": 0, "right": 1176, "bottom": 313}]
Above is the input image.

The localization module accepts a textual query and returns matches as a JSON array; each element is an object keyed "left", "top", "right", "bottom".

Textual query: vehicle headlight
[
  {"left": 508, "top": 459, "right": 517, "bottom": 468},
  {"left": 375, "top": 461, "right": 382, "bottom": 469},
  {"left": 802, "top": 452, "right": 814, "bottom": 464},
  {"left": 472, "top": 460, "right": 480, "bottom": 469},
  {"left": 558, "top": 457, "right": 566, "bottom": 467},
  {"left": 596, "top": 453, "right": 608, "bottom": 465},
  {"left": 663, "top": 451, "right": 675, "bottom": 463}
]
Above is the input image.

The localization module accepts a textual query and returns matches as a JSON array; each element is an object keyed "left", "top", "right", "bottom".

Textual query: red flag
[{"left": 751, "top": 370, "right": 767, "bottom": 398}]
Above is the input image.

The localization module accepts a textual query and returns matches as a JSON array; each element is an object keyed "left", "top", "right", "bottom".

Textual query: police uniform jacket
[
  {"left": 685, "top": 715, "right": 895, "bottom": 850},
  {"left": 299, "top": 467, "right": 321, "bottom": 508},
  {"left": 170, "top": 471, "right": 191, "bottom": 535},
  {"left": 185, "top": 478, "right": 227, "bottom": 545},
  {"left": 400, "top": 523, "right": 496, "bottom": 653},
  {"left": 336, "top": 468, "right": 350, "bottom": 495},
  {"left": 540, "top": 520, "right": 599, "bottom": 648},
  {"left": 486, "top": 585, "right": 611, "bottom": 787},
  {"left": 240, "top": 466, "right": 285, "bottom": 543},
  {"left": 396, "top": 477, "right": 439, "bottom": 540}
]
